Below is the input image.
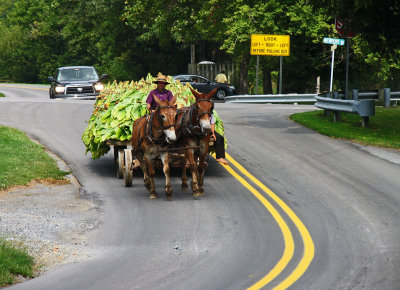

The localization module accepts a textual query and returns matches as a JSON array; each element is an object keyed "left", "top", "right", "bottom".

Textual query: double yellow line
[{"left": 216, "top": 153, "right": 314, "bottom": 289}]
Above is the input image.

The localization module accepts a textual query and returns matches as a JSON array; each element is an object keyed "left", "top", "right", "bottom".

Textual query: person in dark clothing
[{"left": 210, "top": 112, "right": 228, "bottom": 165}]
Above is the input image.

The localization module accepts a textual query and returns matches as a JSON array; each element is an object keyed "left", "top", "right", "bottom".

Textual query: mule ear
[
  {"left": 169, "top": 94, "right": 177, "bottom": 106},
  {"left": 206, "top": 87, "right": 218, "bottom": 99},
  {"left": 153, "top": 94, "right": 162, "bottom": 105},
  {"left": 189, "top": 86, "right": 201, "bottom": 99}
]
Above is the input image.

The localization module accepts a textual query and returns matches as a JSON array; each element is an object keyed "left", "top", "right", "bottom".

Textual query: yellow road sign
[{"left": 251, "top": 34, "right": 290, "bottom": 56}]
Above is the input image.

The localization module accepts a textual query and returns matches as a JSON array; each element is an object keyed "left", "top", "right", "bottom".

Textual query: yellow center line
[
  {"left": 213, "top": 153, "right": 294, "bottom": 288},
  {"left": 0, "top": 85, "right": 48, "bottom": 91},
  {"left": 222, "top": 153, "right": 314, "bottom": 289}
]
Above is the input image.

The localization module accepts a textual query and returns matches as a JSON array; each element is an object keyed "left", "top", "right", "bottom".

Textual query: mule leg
[
  {"left": 181, "top": 156, "right": 188, "bottom": 191},
  {"left": 197, "top": 164, "right": 206, "bottom": 196},
  {"left": 197, "top": 141, "right": 210, "bottom": 196},
  {"left": 162, "top": 153, "right": 173, "bottom": 200},
  {"left": 186, "top": 149, "right": 201, "bottom": 198},
  {"left": 136, "top": 152, "right": 151, "bottom": 191},
  {"left": 144, "top": 154, "right": 157, "bottom": 199}
]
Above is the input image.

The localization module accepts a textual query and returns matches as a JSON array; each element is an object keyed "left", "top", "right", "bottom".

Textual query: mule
[
  {"left": 175, "top": 87, "right": 217, "bottom": 197},
  {"left": 130, "top": 95, "right": 177, "bottom": 200}
]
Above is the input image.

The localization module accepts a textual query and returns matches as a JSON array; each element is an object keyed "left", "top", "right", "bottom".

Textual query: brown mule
[
  {"left": 175, "top": 87, "right": 217, "bottom": 198},
  {"left": 130, "top": 95, "right": 177, "bottom": 200}
]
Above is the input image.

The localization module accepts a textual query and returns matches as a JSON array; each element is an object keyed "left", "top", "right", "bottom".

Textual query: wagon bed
[{"left": 106, "top": 138, "right": 214, "bottom": 187}]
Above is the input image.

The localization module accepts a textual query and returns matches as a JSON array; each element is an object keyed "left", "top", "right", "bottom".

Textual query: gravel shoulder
[{"left": 0, "top": 151, "right": 99, "bottom": 279}]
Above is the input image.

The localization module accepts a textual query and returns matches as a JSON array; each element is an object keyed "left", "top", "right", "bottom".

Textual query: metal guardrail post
[
  {"left": 361, "top": 117, "right": 369, "bottom": 128},
  {"left": 383, "top": 88, "right": 391, "bottom": 108},
  {"left": 351, "top": 89, "right": 358, "bottom": 100},
  {"left": 332, "top": 92, "right": 340, "bottom": 121}
]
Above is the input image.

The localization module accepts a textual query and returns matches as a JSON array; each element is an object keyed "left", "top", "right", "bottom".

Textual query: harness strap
[
  {"left": 146, "top": 105, "right": 175, "bottom": 144},
  {"left": 181, "top": 101, "right": 211, "bottom": 138},
  {"left": 132, "top": 115, "right": 147, "bottom": 150}
]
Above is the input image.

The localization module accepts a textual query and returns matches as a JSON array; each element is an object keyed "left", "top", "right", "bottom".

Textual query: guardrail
[
  {"left": 225, "top": 93, "right": 317, "bottom": 103},
  {"left": 225, "top": 88, "right": 400, "bottom": 106},
  {"left": 343, "top": 89, "right": 399, "bottom": 107},
  {"left": 314, "top": 96, "right": 375, "bottom": 128}
]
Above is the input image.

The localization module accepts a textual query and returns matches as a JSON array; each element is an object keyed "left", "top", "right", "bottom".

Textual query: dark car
[
  {"left": 173, "top": 74, "right": 236, "bottom": 100},
  {"left": 47, "top": 66, "right": 108, "bottom": 99}
]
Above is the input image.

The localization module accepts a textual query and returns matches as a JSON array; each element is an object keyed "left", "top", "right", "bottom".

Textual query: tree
[
  {"left": 325, "top": 0, "right": 400, "bottom": 88},
  {"left": 199, "top": 0, "right": 332, "bottom": 93}
]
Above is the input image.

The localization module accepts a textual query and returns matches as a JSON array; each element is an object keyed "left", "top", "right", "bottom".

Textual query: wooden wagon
[{"left": 106, "top": 138, "right": 215, "bottom": 187}]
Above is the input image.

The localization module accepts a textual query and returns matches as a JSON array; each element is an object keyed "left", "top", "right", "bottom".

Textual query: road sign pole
[
  {"left": 329, "top": 46, "right": 336, "bottom": 92},
  {"left": 279, "top": 56, "right": 283, "bottom": 94},
  {"left": 345, "top": 38, "right": 349, "bottom": 98},
  {"left": 255, "top": 55, "right": 259, "bottom": 94}
]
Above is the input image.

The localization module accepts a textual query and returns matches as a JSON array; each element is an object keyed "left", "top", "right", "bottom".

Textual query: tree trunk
[
  {"left": 238, "top": 55, "right": 249, "bottom": 94},
  {"left": 262, "top": 66, "right": 273, "bottom": 94},
  {"left": 190, "top": 44, "right": 195, "bottom": 64}
]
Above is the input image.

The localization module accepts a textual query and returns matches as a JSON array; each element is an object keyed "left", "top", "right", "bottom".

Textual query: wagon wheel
[
  {"left": 113, "top": 146, "right": 118, "bottom": 165},
  {"left": 123, "top": 149, "right": 133, "bottom": 187},
  {"left": 116, "top": 148, "right": 125, "bottom": 179}
]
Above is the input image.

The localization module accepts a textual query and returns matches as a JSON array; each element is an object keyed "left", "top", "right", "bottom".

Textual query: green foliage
[
  {"left": 82, "top": 74, "right": 226, "bottom": 159},
  {"left": 0, "top": 0, "right": 398, "bottom": 90},
  {"left": 0, "top": 238, "right": 35, "bottom": 287}
]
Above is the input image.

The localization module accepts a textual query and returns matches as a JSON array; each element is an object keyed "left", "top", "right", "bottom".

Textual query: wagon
[{"left": 106, "top": 138, "right": 215, "bottom": 187}]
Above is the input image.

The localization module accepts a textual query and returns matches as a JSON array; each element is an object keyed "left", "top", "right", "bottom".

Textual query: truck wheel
[{"left": 216, "top": 89, "right": 226, "bottom": 100}]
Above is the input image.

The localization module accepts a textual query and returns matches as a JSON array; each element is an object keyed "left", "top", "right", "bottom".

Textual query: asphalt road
[{"left": 1, "top": 84, "right": 400, "bottom": 289}]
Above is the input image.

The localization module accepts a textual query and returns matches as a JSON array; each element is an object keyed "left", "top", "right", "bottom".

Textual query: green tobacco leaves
[{"left": 82, "top": 74, "right": 226, "bottom": 159}]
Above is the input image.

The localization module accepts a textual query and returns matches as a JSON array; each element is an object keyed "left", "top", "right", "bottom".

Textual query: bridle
[
  {"left": 133, "top": 105, "right": 176, "bottom": 147},
  {"left": 154, "top": 105, "right": 176, "bottom": 130},
  {"left": 194, "top": 98, "right": 214, "bottom": 119},
  {"left": 146, "top": 105, "right": 176, "bottom": 143},
  {"left": 177, "top": 98, "right": 214, "bottom": 138}
]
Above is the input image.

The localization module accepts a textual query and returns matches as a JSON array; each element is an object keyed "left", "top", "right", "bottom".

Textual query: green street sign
[{"left": 323, "top": 37, "right": 345, "bottom": 45}]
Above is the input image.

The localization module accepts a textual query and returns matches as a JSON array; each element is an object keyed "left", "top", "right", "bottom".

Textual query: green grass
[
  {"left": 0, "top": 238, "right": 35, "bottom": 286},
  {"left": 0, "top": 92, "right": 5, "bottom": 98},
  {"left": 290, "top": 106, "right": 400, "bottom": 149},
  {"left": 0, "top": 125, "right": 69, "bottom": 190}
]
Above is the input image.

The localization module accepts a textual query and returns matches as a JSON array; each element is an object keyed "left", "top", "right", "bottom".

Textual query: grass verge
[
  {"left": 0, "top": 92, "right": 5, "bottom": 98},
  {"left": 0, "top": 238, "right": 35, "bottom": 287},
  {"left": 0, "top": 125, "right": 70, "bottom": 284},
  {"left": 0, "top": 125, "right": 69, "bottom": 190},
  {"left": 289, "top": 106, "right": 400, "bottom": 149}
]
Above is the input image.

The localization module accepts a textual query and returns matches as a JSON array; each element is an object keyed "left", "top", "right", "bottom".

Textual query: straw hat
[{"left": 153, "top": 75, "right": 170, "bottom": 84}]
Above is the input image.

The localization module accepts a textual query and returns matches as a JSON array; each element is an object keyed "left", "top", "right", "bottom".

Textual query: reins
[
  {"left": 132, "top": 105, "right": 176, "bottom": 147},
  {"left": 146, "top": 105, "right": 176, "bottom": 144},
  {"left": 179, "top": 98, "right": 214, "bottom": 137}
]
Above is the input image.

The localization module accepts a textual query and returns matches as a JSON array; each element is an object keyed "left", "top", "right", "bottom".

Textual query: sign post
[
  {"left": 329, "top": 44, "right": 337, "bottom": 92},
  {"left": 335, "top": 18, "right": 354, "bottom": 98},
  {"left": 251, "top": 34, "right": 290, "bottom": 94},
  {"left": 323, "top": 37, "right": 345, "bottom": 92}
]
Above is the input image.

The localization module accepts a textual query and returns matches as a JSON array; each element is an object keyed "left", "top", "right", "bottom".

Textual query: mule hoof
[
  {"left": 165, "top": 187, "right": 173, "bottom": 201},
  {"left": 193, "top": 191, "right": 202, "bottom": 198},
  {"left": 181, "top": 184, "right": 188, "bottom": 191},
  {"left": 149, "top": 193, "right": 158, "bottom": 199}
]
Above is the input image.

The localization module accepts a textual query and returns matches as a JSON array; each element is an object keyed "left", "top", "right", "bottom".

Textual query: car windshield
[
  {"left": 175, "top": 76, "right": 191, "bottom": 82},
  {"left": 57, "top": 68, "right": 98, "bottom": 81},
  {"left": 191, "top": 77, "right": 208, "bottom": 83}
]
